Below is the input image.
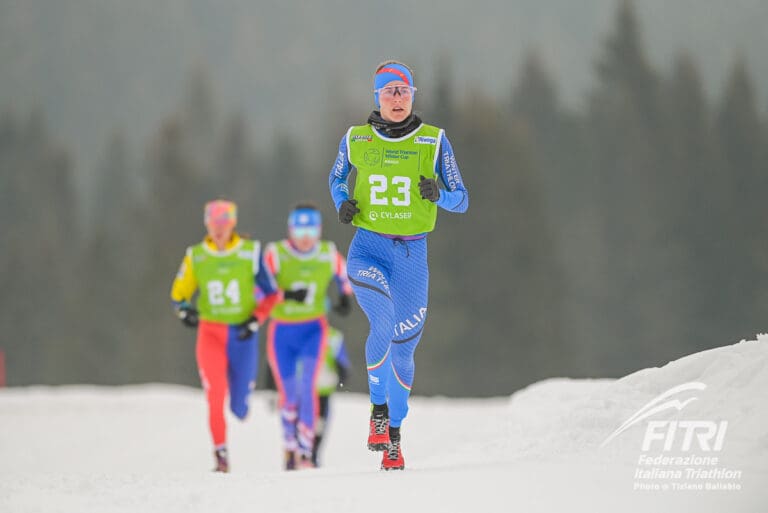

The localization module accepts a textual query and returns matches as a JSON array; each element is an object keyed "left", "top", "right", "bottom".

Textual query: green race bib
[
  {"left": 190, "top": 239, "right": 259, "bottom": 324},
  {"left": 269, "top": 240, "right": 336, "bottom": 322},
  {"left": 347, "top": 123, "right": 442, "bottom": 235}
]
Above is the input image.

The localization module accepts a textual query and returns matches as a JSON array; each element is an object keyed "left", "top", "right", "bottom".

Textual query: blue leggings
[
  {"left": 346, "top": 228, "right": 428, "bottom": 428},
  {"left": 267, "top": 317, "right": 328, "bottom": 454}
]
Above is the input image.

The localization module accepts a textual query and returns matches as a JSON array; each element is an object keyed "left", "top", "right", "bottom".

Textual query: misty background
[{"left": 1, "top": 0, "right": 767, "bottom": 396}]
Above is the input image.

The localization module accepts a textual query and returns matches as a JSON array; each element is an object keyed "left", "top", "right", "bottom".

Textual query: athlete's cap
[
  {"left": 374, "top": 61, "right": 414, "bottom": 107},
  {"left": 204, "top": 200, "right": 237, "bottom": 227},
  {"left": 288, "top": 207, "right": 322, "bottom": 228}
]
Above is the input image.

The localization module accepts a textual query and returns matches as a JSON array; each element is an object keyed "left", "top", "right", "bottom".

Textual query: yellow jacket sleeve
[{"left": 170, "top": 248, "right": 198, "bottom": 304}]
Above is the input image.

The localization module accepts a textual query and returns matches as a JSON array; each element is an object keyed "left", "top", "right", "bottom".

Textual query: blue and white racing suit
[{"left": 329, "top": 126, "right": 468, "bottom": 427}]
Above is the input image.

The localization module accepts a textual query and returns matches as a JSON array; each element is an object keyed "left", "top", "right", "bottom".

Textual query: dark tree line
[{"left": 1, "top": 1, "right": 766, "bottom": 395}]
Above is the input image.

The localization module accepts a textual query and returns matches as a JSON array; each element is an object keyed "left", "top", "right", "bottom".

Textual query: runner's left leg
[
  {"left": 388, "top": 237, "right": 428, "bottom": 429},
  {"left": 226, "top": 324, "right": 258, "bottom": 420}
]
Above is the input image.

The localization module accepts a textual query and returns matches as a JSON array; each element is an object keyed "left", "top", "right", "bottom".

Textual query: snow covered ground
[{"left": 2, "top": 336, "right": 767, "bottom": 513}]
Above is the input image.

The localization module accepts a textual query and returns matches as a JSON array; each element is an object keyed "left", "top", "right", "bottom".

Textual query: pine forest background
[{"left": 1, "top": 1, "right": 767, "bottom": 396}]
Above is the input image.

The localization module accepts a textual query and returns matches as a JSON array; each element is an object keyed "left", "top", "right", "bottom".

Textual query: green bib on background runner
[
  {"left": 269, "top": 240, "right": 336, "bottom": 322},
  {"left": 189, "top": 239, "right": 259, "bottom": 324}
]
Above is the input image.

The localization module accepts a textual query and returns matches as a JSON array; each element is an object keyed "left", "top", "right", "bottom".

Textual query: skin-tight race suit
[
  {"left": 171, "top": 234, "right": 278, "bottom": 449},
  {"left": 329, "top": 123, "right": 468, "bottom": 428},
  {"left": 263, "top": 239, "right": 352, "bottom": 456}
]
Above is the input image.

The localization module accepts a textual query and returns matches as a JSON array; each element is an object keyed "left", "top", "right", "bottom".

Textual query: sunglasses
[
  {"left": 376, "top": 85, "right": 417, "bottom": 100},
  {"left": 290, "top": 226, "right": 320, "bottom": 239}
]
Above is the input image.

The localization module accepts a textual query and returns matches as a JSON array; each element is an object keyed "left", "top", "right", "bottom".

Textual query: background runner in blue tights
[{"left": 329, "top": 60, "right": 468, "bottom": 470}]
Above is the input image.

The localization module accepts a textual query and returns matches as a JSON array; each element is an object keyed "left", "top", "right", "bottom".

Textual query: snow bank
[
  {"left": 506, "top": 336, "right": 768, "bottom": 466},
  {"left": 1, "top": 338, "right": 766, "bottom": 513}
]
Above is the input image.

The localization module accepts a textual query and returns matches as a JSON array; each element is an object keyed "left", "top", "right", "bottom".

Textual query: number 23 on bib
[{"left": 347, "top": 124, "right": 441, "bottom": 236}]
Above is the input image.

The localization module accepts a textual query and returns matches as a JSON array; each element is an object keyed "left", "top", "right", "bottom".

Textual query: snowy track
[{"left": 2, "top": 338, "right": 767, "bottom": 512}]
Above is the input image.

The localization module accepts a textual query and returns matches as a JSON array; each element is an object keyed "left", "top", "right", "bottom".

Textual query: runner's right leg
[
  {"left": 346, "top": 229, "right": 396, "bottom": 450},
  {"left": 267, "top": 321, "right": 300, "bottom": 468},
  {"left": 196, "top": 321, "right": 229, "bottom": 469}
]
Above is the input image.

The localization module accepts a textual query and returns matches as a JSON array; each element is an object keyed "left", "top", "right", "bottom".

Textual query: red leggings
[{"left": 196, "top": 321, "right": 258, "bottom": 447}]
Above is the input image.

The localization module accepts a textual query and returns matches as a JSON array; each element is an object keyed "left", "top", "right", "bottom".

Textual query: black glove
[
  {"left": 177, "top": 306, "right": 199, "bottom": 328},
  {"left": 236, "top": 315, "right": 259, "bottom": 340},
  {"left": 284, "top": 288, "right": 308, "bottom": 303},
  {"left": 419, "top": 175, "right": 440, "bottom": 202},
  {"left": 338, "top": 199, "right": 360, "bottom": 224},
  {"left": 333, "top": 294, "right": 352, "bottom": 316}
]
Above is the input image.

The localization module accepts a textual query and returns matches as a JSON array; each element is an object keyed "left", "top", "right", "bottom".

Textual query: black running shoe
[
  {"left": 214, "top": 448, "right": 229, "bottom": 473},
  {"left": 284, "top": 450, "right": 297, "bottom": 471}
]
